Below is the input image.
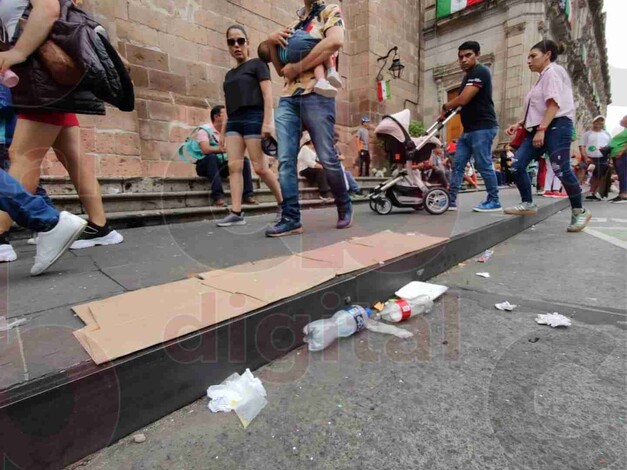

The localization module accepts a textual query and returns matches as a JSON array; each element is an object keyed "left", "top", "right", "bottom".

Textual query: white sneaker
[
  {"left": 326, "top": 68, "right": 343, "bottom": 88},
  {"left": 27, "top": 233, "right": 38, "bottom": 245},
  {"left": 313, "top": 79, "right": 338, "bottom": 98},
  {"left": 31, "top": 212, "right": 87, "bottom": 276},
  {"left": 0, "top": 244, "right": 17, "bottom": 262}
]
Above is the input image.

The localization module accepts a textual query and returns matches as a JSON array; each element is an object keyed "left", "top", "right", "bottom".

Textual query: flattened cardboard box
[{"left": 73, "top": 231, "right": 447, "bottom": 364}]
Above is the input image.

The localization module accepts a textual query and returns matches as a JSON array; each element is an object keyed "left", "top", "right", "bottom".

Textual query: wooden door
[{"left": 446, "top": 89, "right": 463, "bottom": 141}]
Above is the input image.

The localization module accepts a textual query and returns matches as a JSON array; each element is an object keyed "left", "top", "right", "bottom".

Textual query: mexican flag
[
  {"left": 377, "top": 80, "right": 391, "bottom": 102},
  {"left": 436, "top": 0, "right": 484, "bottom": 18},
  {"left": 559, "top": 0, "right": 572, "bottom": 20}
]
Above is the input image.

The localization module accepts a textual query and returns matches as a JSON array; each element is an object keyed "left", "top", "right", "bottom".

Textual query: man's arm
[
  {"left": 443, "top": 86, "right": 480, "bottom": 112},
  {"left": 282, "top": 27, "right": 343, "bottom": 81},
  {"left": 199, "top": 141, "right": 224, "bottom": 155}
]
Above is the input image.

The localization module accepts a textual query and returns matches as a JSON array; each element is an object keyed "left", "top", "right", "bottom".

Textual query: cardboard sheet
[
  {"left": 73, "top": 231, "right": 448, "bottom": 364},
  {"left": 198, "top": 255, "right": 337, "bottom": 304},
  {"left": 72, "top": 279, "right": 265, "bottom": 364}
]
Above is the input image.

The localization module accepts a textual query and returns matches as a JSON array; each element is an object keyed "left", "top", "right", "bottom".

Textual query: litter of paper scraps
[
  {"left": 476, "top": 272, "right": 490, "bottom": 278},
  {"left": 535, "top": 313, "right": 572, "bottom": 328},
  {"left": 207, "top": 368, "right": 267, "bottom": 428},
  {"left": 394, "top": 281, "right": 448, "bottom": 302},
  {"left": 495, "top": 301, "right": 517, "bottom": 311}
]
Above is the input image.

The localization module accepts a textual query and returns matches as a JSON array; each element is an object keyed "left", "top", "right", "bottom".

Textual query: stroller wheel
[
  {"left": 424, "top": 188, "right": 450, "bottom": 215},
  {"left": 373, "top": 196, "right": 393, "bottom": 215}
]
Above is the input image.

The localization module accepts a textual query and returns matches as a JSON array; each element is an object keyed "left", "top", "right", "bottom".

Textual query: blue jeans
[
  {"left": 196, "top": 155, "right": 254, "bottom": 201},
  {"left": 512, "top": 117, "right": 582, "bottom": 208},
  {"left": 344, "top": 170, "right": 360, "bottom": 193},
  {"left": 275, "top": 94, "right": 350, "bottom": 221},
  {"left": 615, "top": 155, "right": 627, "bottom": 194},
  {"left": 0, "top": 168, "right": 59, "bottom": 232},
  {"left": 449, "top": 127, "right": 500, "bottom": 204}
]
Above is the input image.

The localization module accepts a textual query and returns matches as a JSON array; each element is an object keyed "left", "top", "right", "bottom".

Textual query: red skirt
[{"left": 18, "top": 111, "right": 80, "bottom": 127}]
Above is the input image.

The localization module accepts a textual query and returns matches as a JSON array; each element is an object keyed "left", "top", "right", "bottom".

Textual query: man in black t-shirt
[{"left": 441, "top": 41, "right": 501, "bottom": 213}]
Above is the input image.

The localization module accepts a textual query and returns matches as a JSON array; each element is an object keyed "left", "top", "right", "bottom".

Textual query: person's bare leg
[
  {"left": 0, "top": 120, "right": 61, "bottom": 234},
  {"left": 226, "top": 135, "right": 246, "bottom": 213},
  {"left": 246, "top": 138, "right": 283, "bottom": 204},
  {"left": 53, "top": 126, "right": 106, "bottom": 226},
  {"left": 314, "top": 63, "right": 326, "bottom": 82}
]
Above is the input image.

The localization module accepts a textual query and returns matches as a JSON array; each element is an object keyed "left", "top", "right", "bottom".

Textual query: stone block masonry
[{"left": 45, "top": 1, "right": 422, "bottom": 179}]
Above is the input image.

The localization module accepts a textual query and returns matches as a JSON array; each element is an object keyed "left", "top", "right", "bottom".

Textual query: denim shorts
[{"left": 225, "top": 107, "right": 263, "bottom": 139}]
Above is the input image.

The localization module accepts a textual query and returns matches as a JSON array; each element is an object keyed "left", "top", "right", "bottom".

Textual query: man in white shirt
[{"left": 580, "top": 115, "right": 612, "bottom": 200}]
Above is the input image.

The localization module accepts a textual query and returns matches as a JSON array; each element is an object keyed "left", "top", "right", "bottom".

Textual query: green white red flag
[
  {"left": 436, "top": 0, "right": 484, "bottom": 19},
  {"left": 377, "top": 80, "right": 391, "bottom": 102}
]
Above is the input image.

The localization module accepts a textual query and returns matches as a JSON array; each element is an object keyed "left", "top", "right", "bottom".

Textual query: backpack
[{"left": 177, "top": 125, "right": 224, "bottom": 163}]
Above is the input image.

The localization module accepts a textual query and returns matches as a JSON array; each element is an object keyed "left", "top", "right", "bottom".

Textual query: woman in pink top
[{"left": 504, "top": 40, "right": 590, "bottom": 233}]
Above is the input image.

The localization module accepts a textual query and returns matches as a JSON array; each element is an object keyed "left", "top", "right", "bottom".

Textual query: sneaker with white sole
[
  {"left": 313, "top": 79, "right": 338, "bottom": 98},
  {"left": 0, "top": 234, "right": 17, "bottom": 262},
  {"left": 503, "top": 202, "right": 538, "bottom": 215},
  {"left": 567, "top": 208, "right": 592, "bottom": 233},
  {"left": 31, "top": 212, "right": 87, "bottom": 276},
  {"left": 216, "top": 211, "right": 246, "bottom": 227},
  {"left": 70, "top": 222, "right": 124, "bottom": 250},
  {"left": 27, "top": 233, "right": 38, "bottom": 245},
  {"left": 326, "top": 68, "right": 343, "bottom": 88},
  {"left": 473, "top": 200, "right": 503, "bottom": 212}
]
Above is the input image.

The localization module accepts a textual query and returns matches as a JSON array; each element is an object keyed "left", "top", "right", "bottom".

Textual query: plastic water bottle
[
  {"left": 376, "top": 295, "right": 433, "bottom": 323},
  {"left": 303, "top": 305, "right": 372, "bottom": 351}
]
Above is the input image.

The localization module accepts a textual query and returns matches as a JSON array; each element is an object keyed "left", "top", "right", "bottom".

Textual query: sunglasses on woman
[{"left": 227, "top": 38, "right": 247, "bottom": 47}]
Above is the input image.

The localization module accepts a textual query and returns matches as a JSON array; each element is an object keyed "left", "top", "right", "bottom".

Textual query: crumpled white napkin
[
  {"left": 535, "top": 313, "right": 572, "bottom": 328},
  {"left": 207, "top": 369, "right": 267, "bottom": 428},
  {"left": 476, "top": 272, "right": 490, "bottom": 278},
  {"left": 495, "top": 301, "right": 517, "bottom": 311}
]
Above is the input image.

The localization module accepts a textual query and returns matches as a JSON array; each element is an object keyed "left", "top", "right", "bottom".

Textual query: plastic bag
[{"left": 207, "top": 368, "right": 267, "bottom": 428}]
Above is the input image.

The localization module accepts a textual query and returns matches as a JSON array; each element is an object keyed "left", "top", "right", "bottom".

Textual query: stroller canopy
[{"left": 375, "top": 109, "right": 442, "bottom": 164}]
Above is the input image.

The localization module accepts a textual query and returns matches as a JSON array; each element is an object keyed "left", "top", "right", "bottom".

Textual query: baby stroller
[{"left": 369, "top": 108, "right": 459, "bottom": 215}]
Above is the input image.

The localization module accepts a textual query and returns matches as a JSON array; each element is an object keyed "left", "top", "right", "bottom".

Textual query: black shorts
[{"left": 359, "top": 150, "right": 370, "bottom": 160}]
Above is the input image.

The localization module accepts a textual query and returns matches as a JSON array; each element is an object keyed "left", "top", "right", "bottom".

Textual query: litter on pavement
[
  {"left": 535, "top": 313, "right": 572, "bottom": 328},
  {"left": 476, "top": 249, "right": 494, "bottom": 263},
  {"left": 476, "top": 272, "right": 491, "bottom": 278},
  {"left": 207, "top": 369, "right": 267, "bottom": 428},
  {"left": 495, "top": 301, "right": 517, "bottom": 311},
  {"left": 0, "top": 317, "right": 26, "bottom": 332},
  {"left": 394, "top": 281, "right": 448, "bottom": 301},
  {"left": 365, "top": 319, "right": 414, "bottom": 338}
]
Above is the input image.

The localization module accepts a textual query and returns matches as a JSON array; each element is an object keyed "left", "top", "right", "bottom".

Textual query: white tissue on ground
[
  {"left": 365, "top": 319, "right": 414, "bottom": 338},
  {"left": 207, "top": 368, "right": 267, "bottom": 428},
  {"left": 476, "top": 272, "right": 491, "bottom": 278},
  {"left": 535, "top": 313, "right": 572, "bottom": 328},
  {"left": 395, "top": 281, "right": 448, "bottom": 301},
  {"left": 495, "top": 301, "right": 517, "bottom": 311}
]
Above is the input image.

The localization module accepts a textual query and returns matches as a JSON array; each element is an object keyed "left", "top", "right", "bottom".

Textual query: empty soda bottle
[
  {"left": 376, "top": 295, "right": 433, "bottom": 323},
  {"left": 303, "top": 305, "right": 372, "bottom": 351}
]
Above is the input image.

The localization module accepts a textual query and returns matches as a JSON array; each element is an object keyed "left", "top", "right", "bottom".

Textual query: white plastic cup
[{"left": 0, "top": 69, "right": 19, "bottom": 88}]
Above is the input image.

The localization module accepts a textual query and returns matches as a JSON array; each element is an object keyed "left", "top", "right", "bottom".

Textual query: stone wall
[{"left": 40, "top": 0, "right": 421, "bottom": 178}]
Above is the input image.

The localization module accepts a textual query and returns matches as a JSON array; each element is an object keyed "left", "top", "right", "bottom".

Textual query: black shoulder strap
[{"left": 294, "top": 2, "right": 326, "bottom": 31}]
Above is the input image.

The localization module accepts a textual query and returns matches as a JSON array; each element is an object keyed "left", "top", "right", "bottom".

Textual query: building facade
[
  {"left": 421, "top": 0, "right": 611, "bottom": 149},
  {"left": 41, "top": 0, "right": 421, "bottom": 178}
]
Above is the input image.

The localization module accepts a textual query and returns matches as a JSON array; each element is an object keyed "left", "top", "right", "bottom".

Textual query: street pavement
[{"left": 71, "top": 201, "right": 627, "bottom": 470}]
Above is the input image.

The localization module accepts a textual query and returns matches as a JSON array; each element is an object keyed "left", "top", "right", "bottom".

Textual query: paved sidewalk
[
  {"left": 2, "top": 189, "right": 559, "bottom": 390},
  {"left": 73, "top": 201, "right": 626, "bottom": 470}
]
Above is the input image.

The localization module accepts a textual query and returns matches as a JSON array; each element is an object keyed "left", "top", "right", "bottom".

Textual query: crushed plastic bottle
[
  {"left": 376, "top": 295, "right": 433, "bottom": 323},
  {"left": 303, "top": 305, "right": 372, "bottom": 351}
]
